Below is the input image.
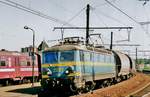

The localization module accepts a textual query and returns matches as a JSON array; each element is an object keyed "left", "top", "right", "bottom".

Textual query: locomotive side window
[
  {"left": 79, "top": 50, "right": 85, "bottom": 73},
  {"left": 79, "top": 50, "right": 84, "bottom": 61},
  {"left": 111, "top": 55, "right": 115, "bottom": 64},
  {"left": 105, "top": 55, "right": 111, "bottom": 63},
  {"left": 20, "top": 61, "right": 27, "bottom": 66},
  {"left": 15, "top": 57, "right": 19, "bottom": 66},
  {"left": 83, "top": 51, "right": 90, "bottom": 62},
  {"left": 0, "top": 61, "right": 6, "bottom": 66},
  {"left": 27, "top": 61, "right": 31, "bottom": 66},
  {"left": 94, "top": 53, "right": 98, "bottom": 62},
  {"left": 99, "top": 54, "right": 104, "bottom": 62}
]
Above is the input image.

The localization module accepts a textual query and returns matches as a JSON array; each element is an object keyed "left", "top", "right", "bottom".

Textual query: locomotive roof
[
  {"left": 0, "top": 50, "right": 28, "bottom": 56},
  {"left": 44, "top": 44, "right": 112, "bottom": 54}
]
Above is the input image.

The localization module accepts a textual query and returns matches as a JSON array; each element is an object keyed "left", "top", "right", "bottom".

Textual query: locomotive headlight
[
  {"left": 65, "top": 70, "right": 69, "bottom": 74},
  {"left": 65, "top": 66, "right": 73, "bottom": 75},
  {"left": 47, "top": 69, "right": 52, "bottom": 76}
]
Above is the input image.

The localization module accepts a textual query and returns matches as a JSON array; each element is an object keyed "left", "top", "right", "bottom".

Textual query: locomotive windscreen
[
  {"left": 43, "top": 52, "right": 58, "bottom": 64},
  {"left": 43, "top": 50, "right": 75, "bottom": 64},
  {"left": 42, "top": 50, "right": 77, "bottom": 79},
  {"left": 60, "top": 51, "right": 74, "bottom": 62}
]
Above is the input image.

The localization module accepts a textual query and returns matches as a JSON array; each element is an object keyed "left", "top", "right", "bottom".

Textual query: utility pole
[
  {"left": 135, "top": 48, "right": 138, "bottom": 69},
  {"left": 86, "top": 4, "right": 90, "bottom": 45},
  {"left": 24, "top": 26, "right": 35, "bottom": 87},
  {"left": 110, "top": 32, "right": 113, "bottom": 50}
]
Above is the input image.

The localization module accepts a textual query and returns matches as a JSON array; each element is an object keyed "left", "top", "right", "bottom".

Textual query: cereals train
[{"left": 41, "top": 37, "right": 136, "bottom": 92}]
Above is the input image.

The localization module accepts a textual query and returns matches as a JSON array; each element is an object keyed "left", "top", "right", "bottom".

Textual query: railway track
[
  {"left": 127, "top": 73, "right": 150, "bottom": 97},
  {"left": 0, "top": 83, "right": 40, "bottom": 97},
  {"left": 70, "top": 73, "right": 150, "bottom": 97},
  {"left": 38, "top": 75, "right": 136, "bottom": 97},
  {"left": 127, "top": 82, "right": 150, "bottom": 97},
  {"left": 0, "top": 73, "right": 149, "bottom": 97}
]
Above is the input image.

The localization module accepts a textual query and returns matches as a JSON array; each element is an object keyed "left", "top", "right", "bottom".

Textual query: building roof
[{"left": 38, "top": 40, "right": 49, "bottom": 51}]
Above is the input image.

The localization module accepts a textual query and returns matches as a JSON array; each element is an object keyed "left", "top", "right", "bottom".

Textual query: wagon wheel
[
  {"left": 84, "top": 84, "right": 90, "bottom": 92},
  {"left": 22, "top": 79, "right": 26, "bottom": 84},
  {"left": 84, "top": 82, "right": 95, "bottom": 92},
  {"left": 106, "top": 80, "right": 111, "bottom": 86},
  {"left": 90, "top": 81, "right": 95, "bottom": 91},
  {"left": 101, "top": 83, "right": 105, "bottom": 88},
  {"left": 69, "top": 83, "right": 82, "bottom": 95},
  {"left": 70, "top": 83, "right": 78, "bottom": 93},
  {"left": 3, "top": 80, "right": 9, "bottom": 86},
  {"left": 17, "top": 80, "right": 22, "bottom": 84},
  {"left": 101, "top": 80, "right": 108, "bottom": 88},
  {"left": 129, "top": 73, "right": 133, "bottom": 78},
  {"left": 126, "top": 75, "right": 130, "bottom": 79},
  {"left": 116, "top": 77, "right": 121, "bottom": 83}
]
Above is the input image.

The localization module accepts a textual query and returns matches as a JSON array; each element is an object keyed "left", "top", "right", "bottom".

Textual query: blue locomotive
[{"left": 41, "top": 37, "right": 136, "bottom": 92}]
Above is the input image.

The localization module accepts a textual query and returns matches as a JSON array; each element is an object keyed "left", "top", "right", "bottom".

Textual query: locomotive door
[
  {"left": 15, "top": 56, "right": 20, "bottom": 78},
  {"left": 80, "top": 51, "right": 85, "bottom": 80},
  {"left": 82, "top": 51, "right": 93, "bottom": 81}
]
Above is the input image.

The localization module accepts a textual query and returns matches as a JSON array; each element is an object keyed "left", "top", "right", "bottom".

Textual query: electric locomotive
[{"left": 41, "top": 37, "right": 135, "bottom": 92}]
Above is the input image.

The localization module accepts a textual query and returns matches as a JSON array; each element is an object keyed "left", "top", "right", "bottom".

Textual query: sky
[{"left": 0, "top": 0, "right": 150, "bottom": 58}]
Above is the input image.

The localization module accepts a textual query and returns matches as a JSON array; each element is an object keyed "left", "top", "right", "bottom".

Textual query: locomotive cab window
[
  {"left": 43, "top": 50, "right": 75, "bottom": 64},
  {"left": 43, "top": 52, "right": 58, "bottom": 64},
  {"left": 0, "top": 61, "right": 6, "bottom": 66},
  {"left": 60, "top": 51, "right": 74, "bottom": 62}
]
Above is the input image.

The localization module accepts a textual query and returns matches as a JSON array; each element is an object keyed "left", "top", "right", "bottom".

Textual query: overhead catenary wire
[
  {"left": 140, "top": 6, "right": 150, "bottom": 33},
  {"left": 142, "top": 5, "right": 149, "bottom": 21},
  {"left": 92, "top": 8, "right": 128, "bottom": 26},
  {"left": 91, "top": 4, "right": 132, "bottom": 44},
  {"left": 138, "top": 6, "right": 150, "bottom": 35},
  {"left": 0, "top": 0, "right": 74, "bottom": 26},
  {"left": 105, "top": 0, "right": 140, "bottom": 24},
  {"left": 50, "top": 0, "right": 73, "bottom": 14},
  {"left": 92, "top": 10, "right": 108, "bottom": 27},
  {"left": 91, "top": 8, "right": 131, "bottom": 43},
  {"left": 90, "top": 10, "right": 111, "bottom": 46},
  {"left": 93, "top": 0, "right": 117, "bottom": 8},
  {"left": 62, "top": 6, "right": 86, "bottom": 26},
  {"left": 105, "top": 0, "right": 150, "bottom": 37}
]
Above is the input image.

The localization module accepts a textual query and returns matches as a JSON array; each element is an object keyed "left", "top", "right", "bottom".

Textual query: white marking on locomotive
[
  {"left": 8, "top": 57, "right": 11, "bottom": 67},
  {"left": 0, "top": 68, "right": 15, "bottom": 72},
  {"left": 20, "top": 68, "right": 38, "bottom": 71}
]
